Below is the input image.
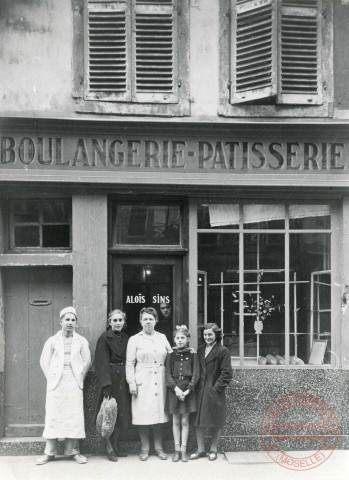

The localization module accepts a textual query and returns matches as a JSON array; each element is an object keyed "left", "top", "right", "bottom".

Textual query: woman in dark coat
[
  {"left": 94, "top": 309, "right": 131, "bottom": 462},
  {"left": 190, "top": 323, "right": 232, "bottom": 462}
]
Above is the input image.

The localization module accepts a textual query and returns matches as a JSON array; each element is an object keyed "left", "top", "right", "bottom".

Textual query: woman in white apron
[{"left": 36, "top": 306, "right": 91, "bottom": 465}]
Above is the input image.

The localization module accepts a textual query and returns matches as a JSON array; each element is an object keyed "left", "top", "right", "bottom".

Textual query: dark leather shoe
[
  {"left": 155, "top": 449, "right": 167, "bottom": 460},
  {"left": 181, "top": 452, "right": 189, "bottom": 463},
  {"left": 208, "top": 451, "right": 218, "bottom": 461},
  {"left": 189, "top": 451, "right": 206, "bottom": 460},
  {"left": 139, "top": 449, "right": 149, "bottom": 461},
  {"left": 172, "top": 451, "right": 181, "bottom": 462},
  {"left": 106, "top": 451, "right": 118, "bottom": 462}
]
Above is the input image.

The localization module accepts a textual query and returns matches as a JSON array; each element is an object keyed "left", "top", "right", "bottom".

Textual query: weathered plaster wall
[
  {"left": 0, "top": 0, "right": 221, "bottom": 118},
  {"left": 0, "top": 0, "right": 348, "bottom": 120},
  {"left": 189, "top": 0, "right": 219, "bottom": 117},
  {"left": 0, "top": 0, "right": 74, "bottom": 114},
  {"left": 333, "top": 0, "right": 349, "bottom": 114},
  {"left": 72, "top": 194, "right": 108, "bottom": 357}
]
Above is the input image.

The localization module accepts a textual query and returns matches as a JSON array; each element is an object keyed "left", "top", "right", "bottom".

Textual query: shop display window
[
  {"left": 10, "top": 199, "right": 71, "bottom": 250},
  {"left": 197, "top": 203, "right": 333, "bottom": 366},
  {"left": 110, "top": 204, "right": 181, "bottom": 246}
]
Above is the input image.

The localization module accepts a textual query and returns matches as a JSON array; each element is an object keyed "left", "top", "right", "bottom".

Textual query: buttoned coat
[
  {"left": 40, "top": 330, "right": 91, "bottom": 391},
  {"left": 94, "top": 329, "right": 131, "bottom": 433},
  {"left": 195, "top": 342, "right": 232, "bottom": 427},
  {"left": 94, "top": 329, "right": 129, "bottom": 388},
  {"left": 126, "top": 331, "right": 172, "bottom": 425},
  {"left": 165, "top": 349, "right": 200, "bottom": 414}
]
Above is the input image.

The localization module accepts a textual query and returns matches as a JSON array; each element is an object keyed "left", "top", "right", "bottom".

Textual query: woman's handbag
[{"left": 96, "top": 396, "right": 118, "bottom": 438}]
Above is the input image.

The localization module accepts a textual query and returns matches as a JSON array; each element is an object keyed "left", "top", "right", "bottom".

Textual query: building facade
[{"left": 1, "top": 0, "right": 349, "bottom": 453}]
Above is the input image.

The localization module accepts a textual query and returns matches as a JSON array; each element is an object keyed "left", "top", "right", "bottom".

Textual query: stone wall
[
  {"left": 0, "top": 373, "right": 4, "bottom": 438},
  {"left": 82, "top": 368, "right": 349, "bottom": 454},
  {"left": 220, "top": 368, "right": 349, "bottom": 451},
  {"left": 1, "top": 368, "right": 349, "bottom": 455}
]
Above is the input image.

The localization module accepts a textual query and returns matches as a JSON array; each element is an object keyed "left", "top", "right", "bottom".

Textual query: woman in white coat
[
  {"left": 36, "top": 306, "right": 91, "bottom": 465},
  {"left": 126, "top": 307, "right": 172, "bottom": 461}
]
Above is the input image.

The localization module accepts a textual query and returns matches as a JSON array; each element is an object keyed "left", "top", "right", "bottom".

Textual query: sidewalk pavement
[{"left": 0, "top": 451, "right": 348, "bottom": 480}]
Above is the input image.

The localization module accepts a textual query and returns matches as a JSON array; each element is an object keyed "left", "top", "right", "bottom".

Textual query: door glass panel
[
  {"left": 243, "top": 234, "right": 285, "bottom": 363},
  {"left": 197, "top": 271, "right": 207, "bottom": 326},
  {"left": 122, "top": 264, "right": 173, "bottom": 341},
  {"left": 198, "top": 233, "right": 239, "bottom": 348},
  {"left": 14, "top": 226, "right": 40, "bottom": 247},
  {"left": 13, "top": 200, "right": 40, "bottom": 223},
  {"left": 197, "top": 204, "right": 239, "bottom": 229},
  {"left": 289, "top": 205, "right": 331, "bottom": 230},
  {"left": 243, "top": 204, "right": 285, "bottom": 229},
  {"left": 111, "top": 205, "right": 181, "bottom": 245},
  {"left": 289, "top": 233, "right": 331, "bottom": 365}
]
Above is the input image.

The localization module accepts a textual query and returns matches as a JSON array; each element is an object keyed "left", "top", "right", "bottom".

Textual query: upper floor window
[
  {"left": 73, "top": 0, "right": 189, "bottom": 115},
  {"left": 87, "top": 0, "right": 177, "bottom": 102},
  {"left": 10, "top": 199, "right": 71, "bottom": 250},
  {"left": 219, "top": 0, "right": 333, "bottom": 116}
]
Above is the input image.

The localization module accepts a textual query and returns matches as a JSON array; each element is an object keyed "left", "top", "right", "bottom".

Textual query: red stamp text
[{"left": 261, "top": 393, "right": 338, "bottom": 471}]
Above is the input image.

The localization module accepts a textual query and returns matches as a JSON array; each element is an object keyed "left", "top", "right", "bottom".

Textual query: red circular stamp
[{"left": 261, "top": 393, "right": 338, "bottom": 471}]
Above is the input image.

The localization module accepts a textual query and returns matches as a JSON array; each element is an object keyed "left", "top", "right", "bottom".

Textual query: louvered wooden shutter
[
  {"left": 132, "top": 0, "right": 178, "bottom": 103},
  {"left": 230, "top": 0, "right": 277, "bottom": 104},
  {"left": 277, "top": 0, "right": 322, "bottom": 105},
  {"left": 86, "top": 1, "right": 131, "bottom": 101}
]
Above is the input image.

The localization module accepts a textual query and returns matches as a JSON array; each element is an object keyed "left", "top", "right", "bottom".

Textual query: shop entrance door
[
  {"left": 112, "top": 256, "right": 183, "bottom": 342},
  {"left": 4, "top": 267, "right": 72, "bottom": 437}
]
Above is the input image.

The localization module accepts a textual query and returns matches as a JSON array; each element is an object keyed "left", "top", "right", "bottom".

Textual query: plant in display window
[{"left": 232, "top": 292, "right": 281, "bottom": 334}]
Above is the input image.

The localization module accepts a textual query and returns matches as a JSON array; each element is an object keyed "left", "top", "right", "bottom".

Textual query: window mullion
[
  {"left": 239, "top": 204, "right": 244, "bottom": 366},
  {"left": 285, "top": 206, "right": 290, "bottom": 365},
  {"left": 39, "top": 205, "right": 43, "bottom": 248}
]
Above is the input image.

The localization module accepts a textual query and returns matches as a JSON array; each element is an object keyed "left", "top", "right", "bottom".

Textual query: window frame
[
  {"left": 9, "top": 199, "right": 72, "bottom": 252},
  {"left": 108, "top": 197, "right": 187, "bottom": 253},
  {"left": 72, "top": 0, "right": 190, "bottom": 116},
  {"left": 218, "top": 0, "right": 333, "bottom": 117},
  {"left": 195, "top": 199, "right": 341, "bottom": 369}
]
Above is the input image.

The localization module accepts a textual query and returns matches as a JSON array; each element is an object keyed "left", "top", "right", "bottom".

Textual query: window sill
[
  {"left": 9, "top": 248, "right": 72, "bottom": 253},
  {"left": 218, "top": 102, "right": 331, "bottom": 119},
  {"left": 0, "top": 252, "right": 73, "bottom": 266},
  {"left": 75, "top": 98, "right": 190, "bottom": 117},
  {"left": 108, "top": 246, "right": 187, "bottom": 255},
  {"left": 231, "top": 362, "right": 334, "bottom": 370}
]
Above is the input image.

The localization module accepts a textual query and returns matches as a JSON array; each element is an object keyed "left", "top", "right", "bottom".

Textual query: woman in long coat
[
  {"left": 126, "top": 307, "right": 172, "bottom": 461},
  {"left": 36, "top": 306, "right": 91, "bottom": 465},
  {"left": 190, "top": 323, "right": 232, "bottom": 462},
  {"left": 94, "top": 309, "right": 131, "bottom": 462}
]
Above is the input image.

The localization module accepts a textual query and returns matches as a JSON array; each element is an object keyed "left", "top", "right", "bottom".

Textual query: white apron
[{"left": 43, "top": 338, "right": 85, "bottom": 439}]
